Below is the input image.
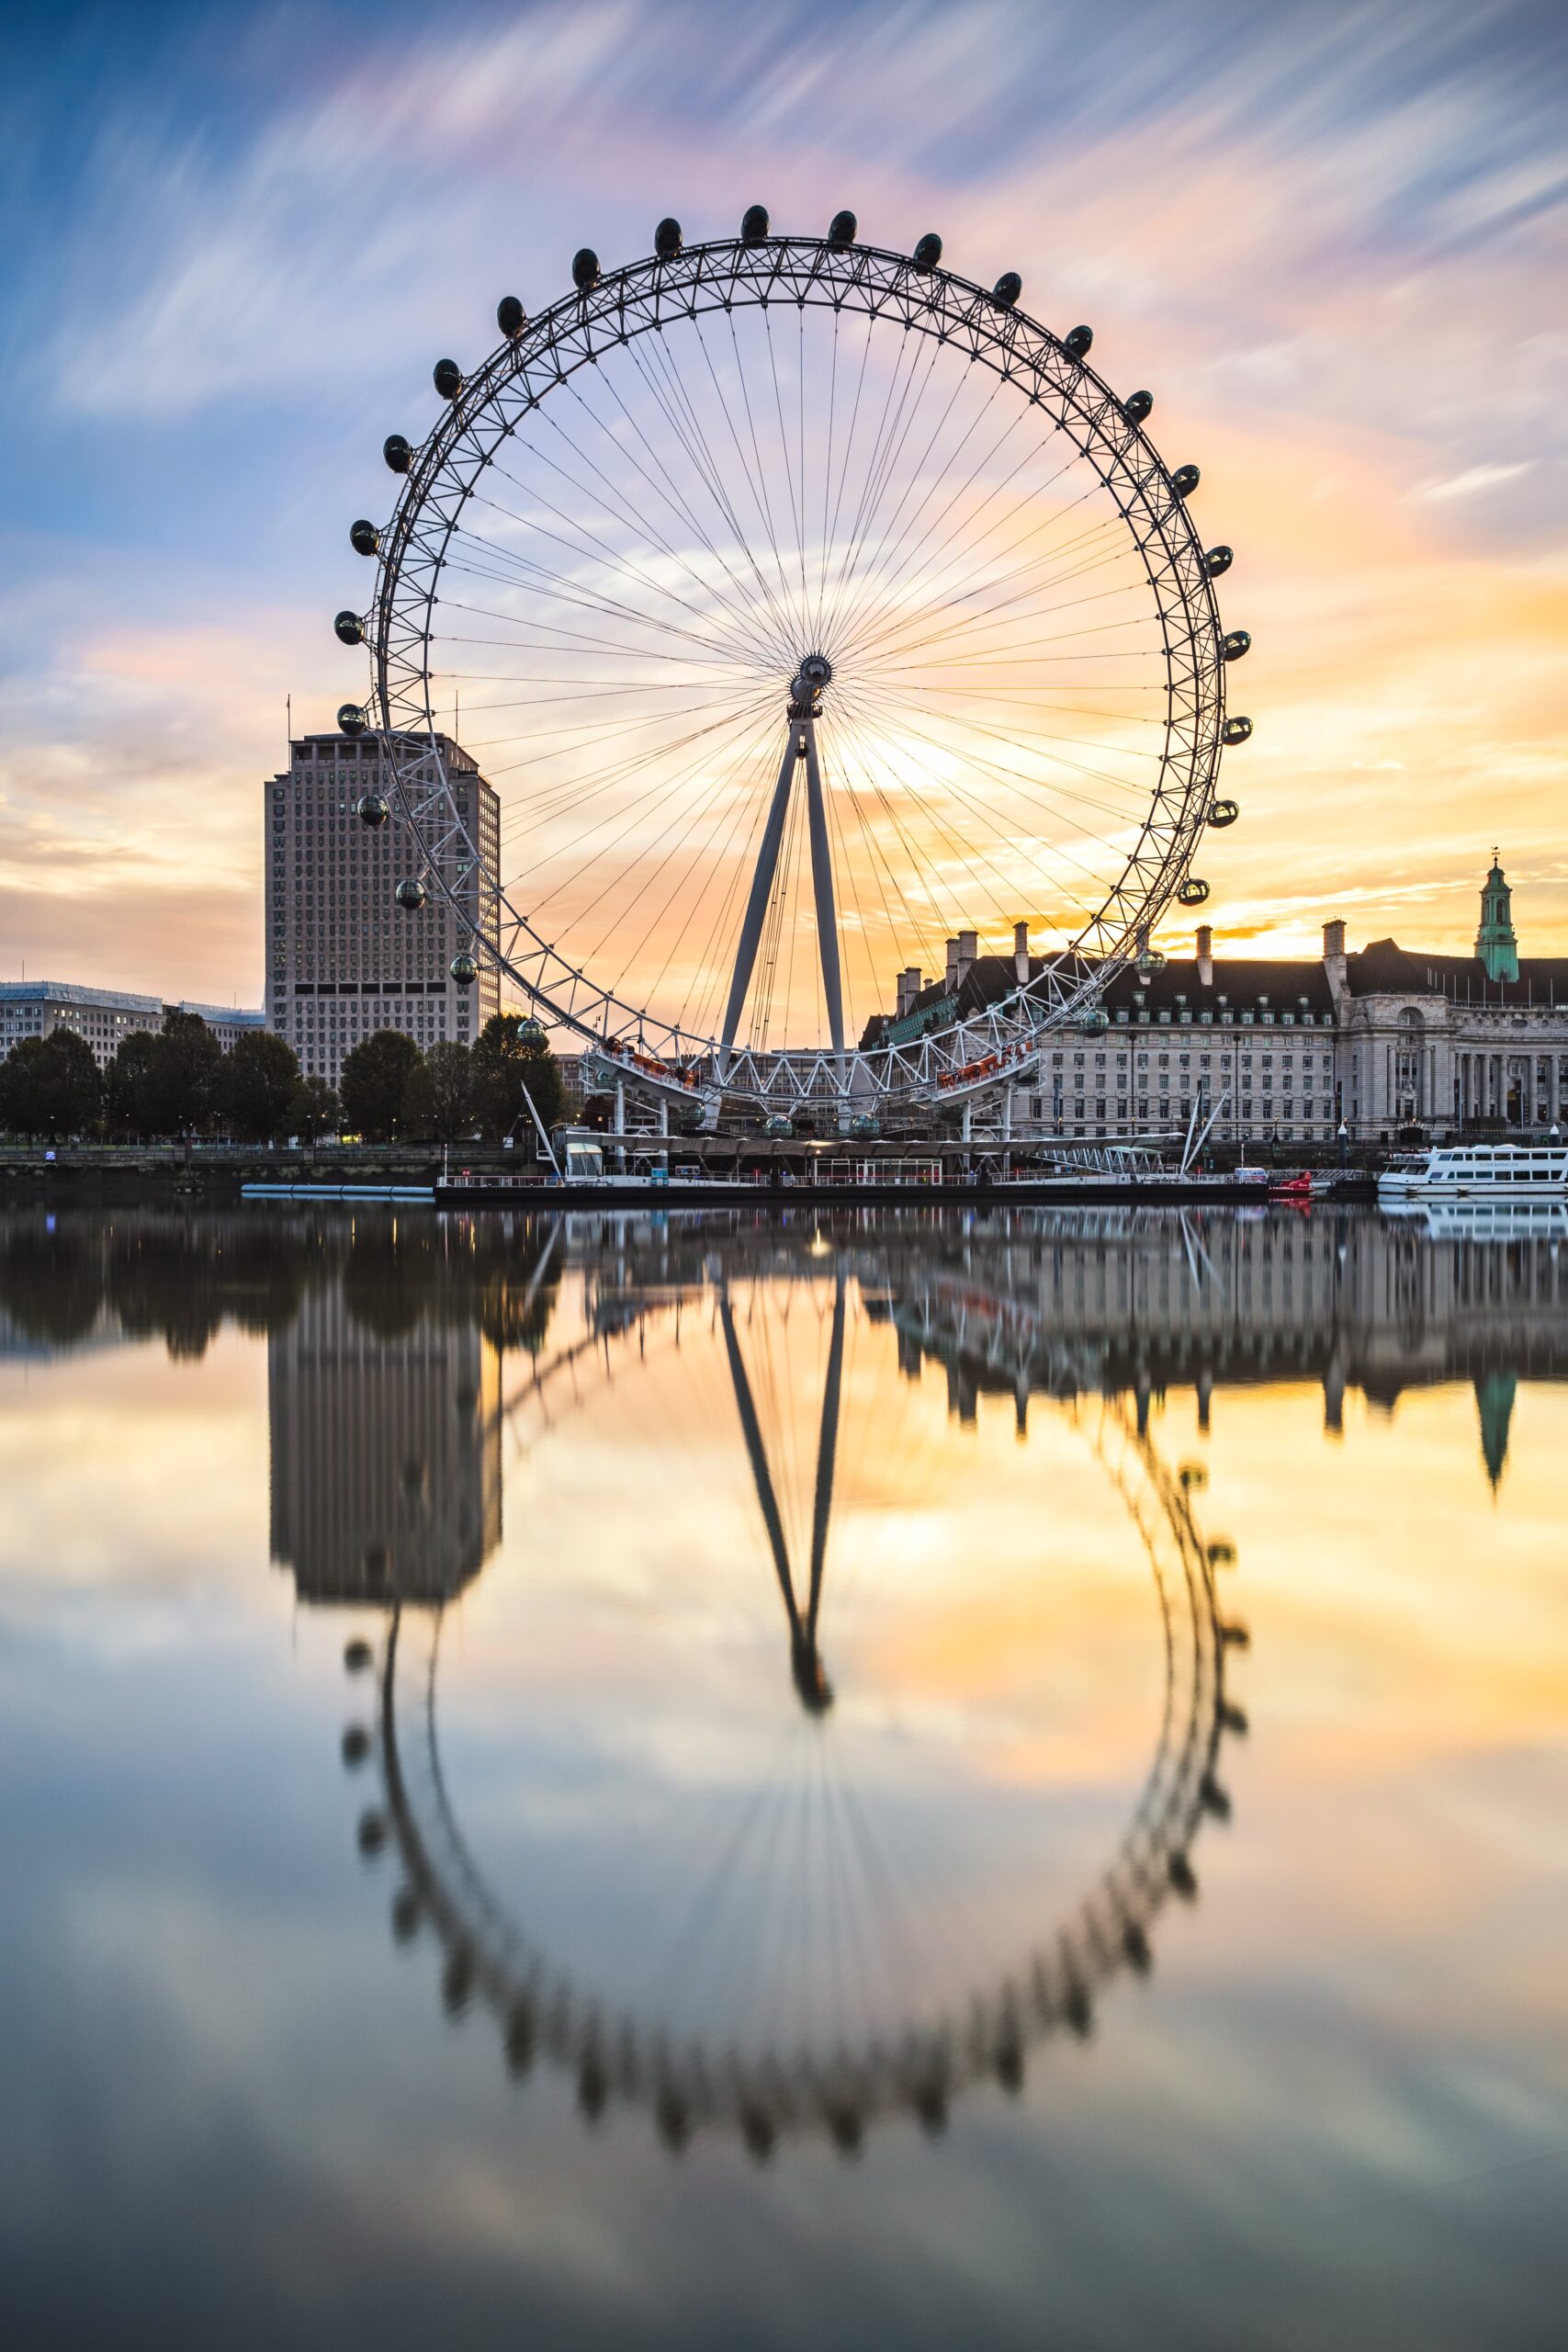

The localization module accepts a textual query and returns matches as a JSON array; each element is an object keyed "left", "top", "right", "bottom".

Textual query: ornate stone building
[{"left": 862, "top": 856, "right": 1568, "bottom": 1146}]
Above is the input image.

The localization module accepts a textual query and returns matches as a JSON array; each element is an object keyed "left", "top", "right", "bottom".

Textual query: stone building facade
[
  {"left": 0, "top": 981, "right": 264, "bottom": 1072},
  {"left": 863, "top": 857, "right": 1568, "bottom": 1147}
]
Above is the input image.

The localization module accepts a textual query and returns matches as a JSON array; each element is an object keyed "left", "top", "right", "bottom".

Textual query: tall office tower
[
  {"left": 268, "top": 1274, "right": 502, "bottom": 1607},
  {"left": 265, "top": 729, "right": 502, "bottom": 1087}
]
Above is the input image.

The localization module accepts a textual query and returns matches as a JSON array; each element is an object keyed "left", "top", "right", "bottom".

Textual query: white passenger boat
[{"left": 1377, "top": 1142, "right": 1568, "bottom": 1202}]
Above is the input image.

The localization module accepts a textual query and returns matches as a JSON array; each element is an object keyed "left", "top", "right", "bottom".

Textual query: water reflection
[{"left": 1, "top": 1202, "right": 1566, "bottom": 2346}]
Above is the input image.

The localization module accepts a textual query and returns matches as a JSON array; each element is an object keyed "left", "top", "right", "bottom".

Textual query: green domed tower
[{"left": 1475, "top": 849, "right": 1519, "bottom": 983}]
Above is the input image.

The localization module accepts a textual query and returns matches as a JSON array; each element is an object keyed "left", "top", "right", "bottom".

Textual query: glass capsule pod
[
  {"left": 496, "top": 294, "right": 526, "bottom": 339},
  {"left": 395, "top": 878, "right": 427, "bottom": 910},
  {"left": 1123, "top": 390, "right": 1153, "bottom": 424},
  {"left": 653, "top": 219, "right": 682, "bottom": 260},
  {"left": 571, "top": 248, "right": 600, "bottom": 290},
  {"left": 1179, "top": 877, "right": 1211, "bottom": 907},
  {"left": 432, "top": 358, "right": 462, "bottom": 401},
  {"left": 992, "top": 271, "right": 1021, "bottom": 308},
  {"left": 1204, "top": 544, "right": 1233, "bottom": 578},
  {"left": 449, "top": 952, "right": 479, "bottom": 985},
  {"left": 828, "top": 209, "right": 857, "bottom": 248},
  {"left": 383, "top": 434, "right": 412, "bottom": 474},
  {"left": 350, "top": 519, "right": 379, "bottom": 557},
  {"left": 333, "top": 610, "right": 364, "bottom": 645},
  {"left": 1223, "top": 716, "right": 1254, "bottom": 745},
  {"left": 740, "top": 204, "right": 770, "bottom": 244},
  {"left": 1223, "top": 629, "right": 1251, "bottom": 662},
  {"left": 763, "top": 1114, "right": 794, "bottom": 1138},
  {"left": 1065, "top": 323, "right": 1093, "bottom": 357},
  {"left": 337, "top": 702, "right": 367, "bottom": 736},
  {"left": 1171, "top": 463, "right": 1201, "bottom": 499},
  {"left": 1209, "top": 798, "right": 1240, "bottom": 829},
  {"left": 356, "top": 792, "right": 389, "bottom": 829},
  {"left": 913, "top": 232, "right": 943, "bottom": 270},
  {"left": 518, "top": 1015, "right": 547, "bottom": 1042}
]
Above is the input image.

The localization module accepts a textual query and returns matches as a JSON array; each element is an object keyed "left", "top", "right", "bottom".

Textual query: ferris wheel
[{"left": 336, "top": 208, "right": 1251, "bottom": 1119}]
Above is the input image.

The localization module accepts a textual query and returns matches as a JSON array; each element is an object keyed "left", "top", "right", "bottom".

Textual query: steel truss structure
[{"left": 353, "top": 227, "right": 1240, "bottom": 1117}]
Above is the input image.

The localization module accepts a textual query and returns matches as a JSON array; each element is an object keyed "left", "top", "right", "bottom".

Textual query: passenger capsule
[
  {"left": 1209, "top": 797, "right": 1240, "bottom": 829},
  {"left": 356, "top": 1809, "right": 388, "bottom": 1857},
  {"left": 1065, "top": 323, "right": 1093, "bottom": 358},
  {"left": 344, "top": 1638, "right": 373, "bottom": 1673},
  {"left": 1204, "top": 543, "right": 1234, "bottom": 578},
  {"left": 992, "top": 270, "right": 1021, "bottom": 309},
  {"left": 1122, "top": 390, "right": 1153, "bottom": 425},
  {"left": 764, "top": 1113, "right": 793, "bottom": 1138},
  {"left": 1136, "top": 944, "right": 1167, "bottom": 978},
  {"left": 828, "top": 209, "right": 857, "bottom": 248},
  {"left": 1223, "top": 715, "right": 1253, "bottom": 746},
  {"left": 333, "top": 609, "right": 365, "bottom": 646},
  {"left": 395, "top": 877, "right": 427, "bottom": 910},
  {"left": 356, "top": 791, "right": 389, "bottom": 829},
  {"left": 849, "top": 1113, "right": 880, "bottom": 1139},
  {"left": 1179, "top": 876, "right": 1211, "bottom": 907},
  {"left": 912, "top": 231, "right": 943, "bottom": 271},
  {"left": 450, "top": 951, "right": 479, "bottom": 985},
  {"left": 518, "top": 1014, "right": 546, "bottom": 1042},
  {"left": 337, "top": 702, "right": 367, "bottom": 737},
  {"left": 653, "top": 217, "right": 682, "bottom": 260},
  {"left": 740, "top": 204, "right": 770, "bottom": 244},
  {"left": 433, "top": 357, "right": 462, "bottom": 401},
  {"left": 341, "top": 1725, "right": 371, "bottom": 1769},
  {"left": 1171, "top": 463, "right": 1201, "bottom": 499},
  {"left": 383, "top": 433, "right": 412, "bottom": 474},
  {"left": 1222, "top": 628, "right": 1251, "bottom": 662},
  {"left": 1078, "top": 1006, "right": 1110, "bottom": 1035},
  {"left": 350, "top": 519, "right": 380, "bottom": 557},
  {"left": 496, "top": 294, "right": 526, "bottom": 340},
  {"left": 571, "top": 247, "right": 601, "bottom": 291},
  {"left": 1168, "top": 1851, "right": 1198, "bottom": 1899}
]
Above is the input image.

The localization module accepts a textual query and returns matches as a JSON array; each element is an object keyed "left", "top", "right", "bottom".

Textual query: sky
[{"left": 2, "top": 0, "right": 1565, "bottom": 1011}]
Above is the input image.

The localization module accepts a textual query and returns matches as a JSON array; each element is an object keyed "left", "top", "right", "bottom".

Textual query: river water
[{"left": 1, "top": 1204, "right": 1564, "bottom": 2351}]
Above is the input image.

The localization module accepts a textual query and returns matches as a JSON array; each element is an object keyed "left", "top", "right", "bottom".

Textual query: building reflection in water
[{"left": 268, "top": 1283, "right": 502, "bottom": 1608}]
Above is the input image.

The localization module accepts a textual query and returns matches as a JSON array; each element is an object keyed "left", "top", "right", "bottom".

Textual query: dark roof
[
  {"left": 861, "top": 951, "right": 1334, "bottom": 1047},
  {"left": 1346, "top": 938, "right": 1568, "bottom": 1005}
]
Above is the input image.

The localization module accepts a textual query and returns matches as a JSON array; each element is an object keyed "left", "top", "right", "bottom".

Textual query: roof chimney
[
  {"left": 1323, "top": 917, "right": 1348, "bottom": 1001},
  {"left": 944, "top": 936, "right": 958, "bottom": 990},
  {"left": 1013, "top": 920, "right": 1030, "bottom": 984},
  {"left": 895, "top": 967, "right": 923, "bottom": 1019},
  {"left": 1196, "top": 924, "right": 1213, "bottom": 988}
]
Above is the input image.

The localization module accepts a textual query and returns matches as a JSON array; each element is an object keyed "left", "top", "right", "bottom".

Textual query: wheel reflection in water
[{"left": 347, "top": 1257, "right": 1245, "bottom": 2154}]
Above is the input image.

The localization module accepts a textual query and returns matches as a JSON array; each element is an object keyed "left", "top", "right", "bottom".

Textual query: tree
[
  {"left": 286, "top": 1074, "right": 341, "bottom": 1141},
  {"left": 219, "top": 1030, "right": 299, "bottom": 1142},
  {"left": 340, "top": 1029, "right": 423, "bottom": 1141},
  {"left": 104, "top": 1032, "right": 161, "bottom": 1138},
  {"left": 0, "top": 1031, "right": 103, "bottom": 1139},
  {"left": 472, "top": 1012, "right": 564, "bottom": 1141},
  {"left": 401, "top": 1040, "right": 476, "bottom": 1141},
  {"left": 141, "top": 1011, "right": 220, "bottom": 1136}
]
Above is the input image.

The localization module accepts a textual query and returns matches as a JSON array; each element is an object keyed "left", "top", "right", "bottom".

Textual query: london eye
[{"left": 338, "top": 209, "right": 1250, "bottom": 1123}]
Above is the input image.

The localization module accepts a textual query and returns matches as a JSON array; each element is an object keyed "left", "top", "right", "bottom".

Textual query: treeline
[{"left": 0, "top": 1010, "right": 564, "bottom": 1145}]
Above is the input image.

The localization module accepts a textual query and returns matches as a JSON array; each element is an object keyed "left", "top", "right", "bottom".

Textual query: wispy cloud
[{"left": 2, "top": 0, "right": 1566, "bottom": 999}]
